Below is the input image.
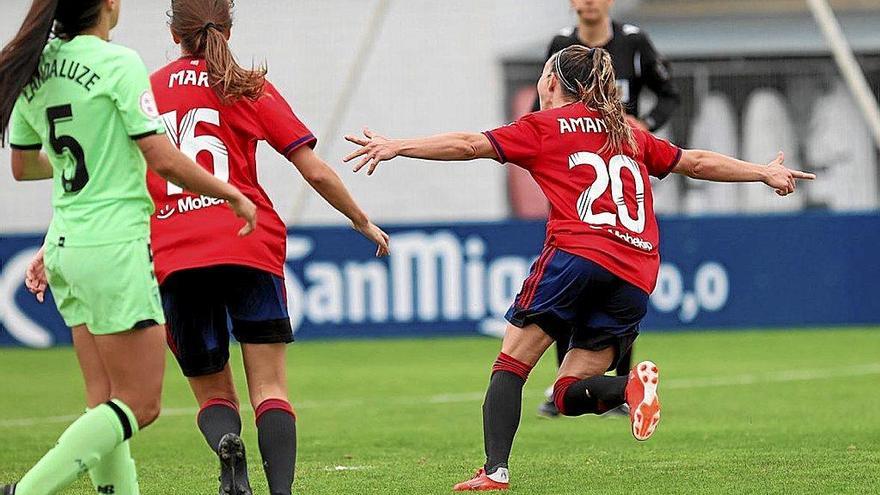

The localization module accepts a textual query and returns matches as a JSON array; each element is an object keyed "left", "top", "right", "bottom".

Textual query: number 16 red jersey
[
  {"left": 484, "top": 103, "right": 682, "bottom": 294},
  {"left": 147, "top": 57, "right": 316, "bottom": 284}
]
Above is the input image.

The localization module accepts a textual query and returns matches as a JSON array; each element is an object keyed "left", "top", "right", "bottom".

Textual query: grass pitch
[{"left": 1, "top": 328, "right": 878, "bottom": 494}]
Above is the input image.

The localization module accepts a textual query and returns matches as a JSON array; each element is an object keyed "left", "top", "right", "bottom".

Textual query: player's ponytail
[
  {"left": 169, "top": 0, "right": 267, "bottom": 102},
  {"left": 553, "top": 46, "right": 637, "bottom": 155},
  {"left": 0, "top": 0, "right": 59, "bottom": 145}
]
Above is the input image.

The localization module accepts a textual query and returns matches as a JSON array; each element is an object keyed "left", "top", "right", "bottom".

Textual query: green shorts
[{"left": 44, "top": 237, "right": 166, "bottom": 335}]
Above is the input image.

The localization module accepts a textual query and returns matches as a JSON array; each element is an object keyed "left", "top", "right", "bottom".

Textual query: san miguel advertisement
[{"left": 1, "top": 214, "right": 878, "bottom": 347}]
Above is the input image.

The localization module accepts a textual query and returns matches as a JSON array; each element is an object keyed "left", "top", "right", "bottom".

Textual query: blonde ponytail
[
  {"left": 553, "top": 46, "right": 638, "bottom": 155},
  {"left": 581, "top": 49, "right": 637, "bottom": 155}
]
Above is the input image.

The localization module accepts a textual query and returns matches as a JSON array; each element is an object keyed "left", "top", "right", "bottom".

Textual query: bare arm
[
  {"left": 343, "top": 128, "right": 497, "bottom": 175},
  {"left": 137, "top": 134, "right": 257, "bottom": 236},
  {"left": 288, "top": 145, "right": 389, "bottom": 256},
  {"left": 11, "top": 150, "right": 53, "bottom": 181},
  {"left": 673, "top": 149, "right": 815, "bottom": 196}
]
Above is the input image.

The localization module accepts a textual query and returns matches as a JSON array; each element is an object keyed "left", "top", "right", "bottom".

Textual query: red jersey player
[
  {"left": 148, "top": 2, "right": 388, "bottom": 494},
  {"left": 345, "top": 46, "right": 813, "bottom": 491}
]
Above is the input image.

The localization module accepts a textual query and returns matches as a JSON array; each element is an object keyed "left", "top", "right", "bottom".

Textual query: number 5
[
  {"left": 47, "top": 104, "right": 88, "bottom": 193},
  {"left": 569, "top": 152, "right": 646, "bottom": 233}
]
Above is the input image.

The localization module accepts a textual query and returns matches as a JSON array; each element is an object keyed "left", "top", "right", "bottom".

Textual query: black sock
[
  {"left": 556, "top": 375, "right": 627, "bottom": 416},
  {"left": 483, "top": 371, "right": 525, "bottom": 474},
  {"left": 616, "top": 346, "right": 633, "bottom": 377},
  {"left": 256, "top": 399, "right": 297, "bottom": 495},
  {"left": 197, "top": 399, "right": 242, "bottom": 453}
]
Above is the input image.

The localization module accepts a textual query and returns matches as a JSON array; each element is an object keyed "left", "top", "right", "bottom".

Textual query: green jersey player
[{"left": 0, "top": 1, "right": 257, "bottom": 494}]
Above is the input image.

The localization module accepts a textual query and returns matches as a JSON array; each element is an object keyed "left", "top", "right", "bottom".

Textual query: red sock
[{"left": 491, "top": 352, "right": 533, "bottom": 380}]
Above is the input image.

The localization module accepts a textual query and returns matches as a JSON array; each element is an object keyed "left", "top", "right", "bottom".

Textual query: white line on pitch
[{"left": 1, "top": 363, "right": 878, "bottom": 428}]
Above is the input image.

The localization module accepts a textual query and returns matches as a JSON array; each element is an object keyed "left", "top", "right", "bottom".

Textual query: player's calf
[
  {"left": 254, "top": 398, "right": 297, "bottom": 495},
  {"left": 552, "top": 374, "right": 627, "bottom": 416}
]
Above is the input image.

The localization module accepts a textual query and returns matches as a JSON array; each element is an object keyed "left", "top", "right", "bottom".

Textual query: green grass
[{"left": 1, "top": 328, "right": 879, "bottom": 494}]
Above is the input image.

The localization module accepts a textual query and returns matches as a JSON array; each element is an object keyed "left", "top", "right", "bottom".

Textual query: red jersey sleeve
[
  {"left": 483, "top": 114, "right": 542, "bottom": 170},
  {"left": 636, "top": 128, "right": 682, "bottom": 179},
  {"left": 257, "top": 81, "right": 317, "bottom": 156}
]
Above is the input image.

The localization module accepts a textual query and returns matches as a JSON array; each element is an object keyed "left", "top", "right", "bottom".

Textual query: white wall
[{"left": 0, "top": 1, "right": 574, "bottom": 233}]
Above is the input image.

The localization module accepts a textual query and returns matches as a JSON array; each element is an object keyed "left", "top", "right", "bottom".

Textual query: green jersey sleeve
[
  {"left": 9, "top": 97, "right": 42, "bottom": 150},
  {"left": 108, "top": 50, "right": 165, "bottom": 140}
]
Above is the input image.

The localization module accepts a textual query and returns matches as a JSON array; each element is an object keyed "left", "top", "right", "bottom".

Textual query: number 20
[{"left": 570, "top": 152, "right": 646, "bottom": 234}]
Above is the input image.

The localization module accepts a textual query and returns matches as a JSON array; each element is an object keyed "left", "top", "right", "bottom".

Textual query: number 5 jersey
[
  {"left": 484, "top": 103, "right": 682, "bottom": 294},
  {"left": 10, "top": 35, "right": 166, "bottom": 247},
  {"left": 148, "top": 57, "right": 316, "bottom": 284}
]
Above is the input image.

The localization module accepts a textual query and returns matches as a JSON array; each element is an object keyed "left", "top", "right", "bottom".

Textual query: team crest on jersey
[{"left": 140, "top": 90, "right": 160, "bottom": 119}]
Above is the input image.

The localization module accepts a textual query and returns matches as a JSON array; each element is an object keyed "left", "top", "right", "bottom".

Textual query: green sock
[
  {"left": 88, "top": 440, "right": 139, "bottom": 495},
  {"left": 16, "top": 400, "right": 139, "bottom": 495}
]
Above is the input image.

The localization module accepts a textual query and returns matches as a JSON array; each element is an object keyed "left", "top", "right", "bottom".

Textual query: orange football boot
[
  {"left": 453, "top": 468, "right": 509, "bottom": 491},
  {"left": 626, "top": 360, "right": 661, "bottom": 441}
]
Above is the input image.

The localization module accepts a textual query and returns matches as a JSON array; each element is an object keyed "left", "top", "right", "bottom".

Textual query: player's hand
[
  {"left": 228, "top": 193, "right": 258, "bottom": 236},
  {"left": 343, "top": 128, "right": 399, "bottom": 175},
  {"left": 353, "top": 219, "right": 390, "bottom": 257},
  {"left": 762, "top": 151, "right": 816, "bottom": 196},
  {"left": 25, "top": 247, "right": 48, "bottom": 303}
]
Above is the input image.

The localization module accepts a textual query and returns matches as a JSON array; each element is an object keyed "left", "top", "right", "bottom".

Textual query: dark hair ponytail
[
  {"left": 170, "top": 0, "right": 266, "bottom": 102},
  {"left": 0, "top": 0, "right": 104, "bottom": 145},
  {"left": 0, "top": 0, "right": 59, "bottom": 145},
  {"left": 552, "top": 46, "right": 638, "bottom": 155}
]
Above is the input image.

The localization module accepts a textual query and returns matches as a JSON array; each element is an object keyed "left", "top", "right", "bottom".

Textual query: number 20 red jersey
[
  {"left": 484, "top": 103, "right": 682, "bottom": 294},
  {"left": 147, "top": 57, "right": 316, "bottom": 284}
]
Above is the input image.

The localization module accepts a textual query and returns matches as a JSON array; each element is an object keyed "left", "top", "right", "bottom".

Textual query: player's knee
[
  {"left": 136, "top": 400, "right": 162, "bottom": 429},
  {"left": 126, "top": 396, "right": 162, "bottom": 429},
  {"left": 552, "top": 376, "right": 580, "bottom": 416},
  {"left": 491, "top": 352, "right": 534, "bottom": 381}
]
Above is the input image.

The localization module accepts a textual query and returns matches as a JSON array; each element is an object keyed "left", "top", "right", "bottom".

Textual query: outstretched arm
[
  {"left": 673, "top": 150, "right": 815, "bottom": 196},
  {"left": 344, "top": 128, "right": 498, "bottom": 175},
  {"left": 288, "top": 145, "right": 389, "bottom": 257}
]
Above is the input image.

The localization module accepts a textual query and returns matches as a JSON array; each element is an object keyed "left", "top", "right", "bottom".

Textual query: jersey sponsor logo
[
  {"left": 622, "top": 24, "right": 642, "bottom": 36},
  {"left": 607, "top": 228, "right": 654, "bottom": 251},
  {"left": 155, "top": 194, "right": 226, "bottom": 220},
  {"left": 139, "top": 91, "right": 160, "bottom": 119}
]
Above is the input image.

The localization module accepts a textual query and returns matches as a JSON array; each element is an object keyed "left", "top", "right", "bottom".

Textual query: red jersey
[
  {"left": 147, "top": 58, "right": 316, "bottom": 284},
  {"left": 484, "top": 103, "right": 681, "bottom": 293}
]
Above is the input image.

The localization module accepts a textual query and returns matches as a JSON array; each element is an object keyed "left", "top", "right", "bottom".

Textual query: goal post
[
  {"left": 806, "top": 0, "right": 880, "bottom": 150},
  {"left": 286, "top": 0, "right": 394, "bottom": 225}
]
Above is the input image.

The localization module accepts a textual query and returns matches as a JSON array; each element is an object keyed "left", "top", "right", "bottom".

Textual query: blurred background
[{"left": 1, "top": 0, "right": 879, "bottom": 346}]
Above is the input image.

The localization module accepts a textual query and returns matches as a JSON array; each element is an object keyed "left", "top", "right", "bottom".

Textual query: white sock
[{"left": 487, "top": 467, "right": 509, "bottom": 483}]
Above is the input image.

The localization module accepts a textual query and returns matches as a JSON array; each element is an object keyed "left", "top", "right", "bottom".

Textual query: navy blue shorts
[
  {"left": 505, "top": 247, "right": 648, "bottom": 370},
  {"left": 161, "top": 265, "right": 293, "bottom": 377}
]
